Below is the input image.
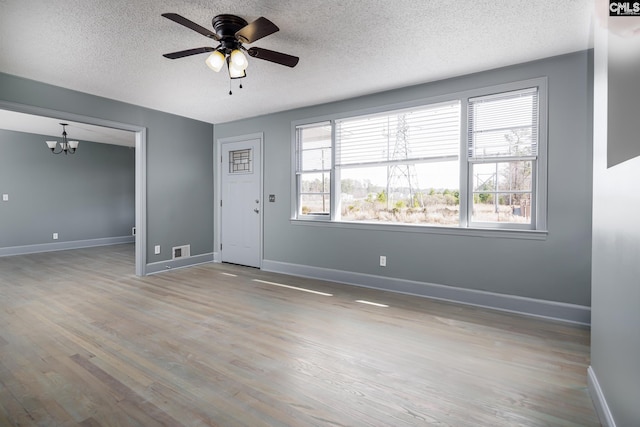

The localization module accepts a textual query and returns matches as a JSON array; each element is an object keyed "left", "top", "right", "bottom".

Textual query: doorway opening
[{"left": 0, "top": 101, "right": 147, "bottom": 276}]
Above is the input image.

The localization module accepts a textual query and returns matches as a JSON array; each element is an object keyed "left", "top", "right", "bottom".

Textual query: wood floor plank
[{"left": 0, "top": 244, "right": 600, "bottom": 426}]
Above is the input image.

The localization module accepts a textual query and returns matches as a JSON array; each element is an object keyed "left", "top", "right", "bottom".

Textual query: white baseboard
[
  {"left": 261, "top": 259, "right": 591, "bottom": 325},
  {"left": 213, "top": 251, "right": 221, "bottom": 263},
  {"left": 146, "top": 252, "right": 214, "bottom": 275},
  {"left": 0, "top": 236, "right": 135, "bottom": 258},
  {"left": 588, "top": 366, "right": 617, "bottom": 427}
]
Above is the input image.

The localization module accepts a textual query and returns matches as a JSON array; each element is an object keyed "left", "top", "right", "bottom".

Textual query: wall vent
[{"left": 172, "top": 244, "right": 191, "bottom": 259}]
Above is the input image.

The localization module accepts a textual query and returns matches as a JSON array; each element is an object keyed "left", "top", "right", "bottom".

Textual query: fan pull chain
[{"left": 228, "top": 80, "right": 244, "bottom": 95}]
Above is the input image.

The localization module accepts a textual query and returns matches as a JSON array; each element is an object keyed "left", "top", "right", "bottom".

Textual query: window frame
[
  {"left": 333, "top": 100, "right": 462, "bottom": 225},
  {"left": 466, "top": 86, "right": 542, "bottom": 230},
  {"left": 294, "top": 121, "right": 334, "bottom": 220},
  {"left": 291, "top": 77, "right": 548, "bottom": 236}
]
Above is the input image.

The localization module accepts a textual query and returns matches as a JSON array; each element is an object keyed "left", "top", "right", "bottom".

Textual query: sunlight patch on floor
[
  {"left": 253, "top": 279, "right": 333, "bottom": 296},
  {"left": 355, "top": 300, "right": 389, "bottom": 308}
]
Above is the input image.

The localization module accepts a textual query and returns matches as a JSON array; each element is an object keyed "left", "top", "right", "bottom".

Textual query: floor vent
[{"left": 172, "top": 244, "right": 191, "bottom": 259}]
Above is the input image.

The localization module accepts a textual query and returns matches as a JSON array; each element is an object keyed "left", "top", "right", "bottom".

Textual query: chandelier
[{"left": 45, "top": 123, "right": 79, "bottom": 155}]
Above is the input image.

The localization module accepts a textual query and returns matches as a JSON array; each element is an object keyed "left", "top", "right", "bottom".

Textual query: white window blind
[
  {"left": 296, "top": 123, "right": 332, "bottom": 172},
  {"left": 335, "top": 101, "right": 460, "bottom": 167},
  {"left": 468, "top": 88, "right": 538, "bottom": 160}
]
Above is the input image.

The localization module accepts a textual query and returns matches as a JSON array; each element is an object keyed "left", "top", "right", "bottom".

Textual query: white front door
[{"left": 221, "top": 138, "right": 261, "bottom": 267}]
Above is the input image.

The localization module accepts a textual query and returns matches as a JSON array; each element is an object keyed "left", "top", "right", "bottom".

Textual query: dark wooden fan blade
[
  {"left": 247, "top": 47, "right": 299, "bottom": 67},
  {"left": 235, "top": 17, "right": 279, "bottom": 44},
  {"left": 162, "top": 13, "right": 220, "bottom": 40},
  {"left": 163, "top": 47, "right": 215, "bottom": 59}
]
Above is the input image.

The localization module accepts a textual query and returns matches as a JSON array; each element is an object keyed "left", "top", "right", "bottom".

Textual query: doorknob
[{"left": 254, "top": 208, "right": 260, "bottom": 214}]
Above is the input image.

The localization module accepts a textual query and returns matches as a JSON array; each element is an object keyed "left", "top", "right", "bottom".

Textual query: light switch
[{"left": 2, "top": 194, "right": 7, "bottom": 202}]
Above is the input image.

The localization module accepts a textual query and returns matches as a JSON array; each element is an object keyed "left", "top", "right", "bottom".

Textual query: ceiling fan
[{"left": 161, "top": 13, "right": 299, "bottom": 88}]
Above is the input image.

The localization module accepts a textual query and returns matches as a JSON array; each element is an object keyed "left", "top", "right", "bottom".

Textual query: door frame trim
[{"left": 215, "top": 132, "right": 264, "bottom": 268}]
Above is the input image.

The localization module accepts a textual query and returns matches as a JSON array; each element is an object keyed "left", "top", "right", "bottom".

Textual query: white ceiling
[{"left": 0, "top": 0, "right": 594, "bottom": 128}]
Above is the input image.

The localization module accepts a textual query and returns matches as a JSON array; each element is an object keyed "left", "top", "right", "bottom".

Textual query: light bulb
[
  {"left": 230, "top": 49, "right": 248, "bottom": 71},
  {"left": 205, "top": 51, "right": 225, "bottom": 72}
]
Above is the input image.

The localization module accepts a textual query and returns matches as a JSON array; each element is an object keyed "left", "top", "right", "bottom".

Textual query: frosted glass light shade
[
  {"left": 45, "top": 140, "right": 57, "bottom": 149},
  {"left": 68, "top": 141, "right": 79, "bottom": 149},
  {"left": 230, "top": 49, "right": 248, "bottom": 70},
  {"left": 228, "top": 60, "right": 246, "bottom": 79},
  {"left": 205, "top": 51, "right": 225, "bottom": 72}
]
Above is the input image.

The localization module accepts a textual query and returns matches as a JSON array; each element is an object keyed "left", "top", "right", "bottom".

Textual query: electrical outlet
[
  {"left": 53, "top": 233, "right": 59, "bottom": 240},
  {"left": 154, "top": 245, "right": 161, "bottom": 255},
  {"left": 2, "top": 194, "right": 8, "bottom": 202},
  {"left": 379, "top": 255, "right": 387, "bottom": 267}
]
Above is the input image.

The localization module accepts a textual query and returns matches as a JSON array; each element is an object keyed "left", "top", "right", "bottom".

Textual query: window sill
[{"left": 290, "top": 218, "right": 548, "bottom": 240}]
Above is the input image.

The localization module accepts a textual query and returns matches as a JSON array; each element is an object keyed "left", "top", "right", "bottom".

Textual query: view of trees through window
[{"left": 337, "top": 162, "right": 460, "bottom": 225}]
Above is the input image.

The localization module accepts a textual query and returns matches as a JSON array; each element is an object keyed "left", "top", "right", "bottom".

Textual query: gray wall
[
  {"left": 0, "top": 72, "right": 214, "bottom": 265},
  {"left": 607, "top": 35, "right": 640, "bottom": 167},
  {"left": 590, "top": 29, "right": 640, "bottom": 426},
  {"left": 215, "top": 51, "right": 593, "bottom": 306},
  {"left": 0, "top": 129, "right": 134, "bottom": 247}
]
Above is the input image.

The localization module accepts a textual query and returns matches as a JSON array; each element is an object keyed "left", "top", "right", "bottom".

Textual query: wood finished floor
[{"left": 0, "top": 244, "right": 599, "bottom": 426}]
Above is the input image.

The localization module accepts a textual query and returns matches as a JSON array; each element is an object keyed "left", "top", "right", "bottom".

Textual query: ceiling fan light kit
[{"left": 162, "top": 12, "right": 299, "bottom": 94}]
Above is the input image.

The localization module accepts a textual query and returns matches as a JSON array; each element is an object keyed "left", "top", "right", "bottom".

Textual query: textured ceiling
[{"left": 0, "top": 0, "right": 594, "bottom": 126}]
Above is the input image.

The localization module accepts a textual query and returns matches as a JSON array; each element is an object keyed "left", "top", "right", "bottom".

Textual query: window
[
  {"left": 335, "top": 101, "right": 461, "bottom": 225},
  {"left": 293, "top": 79, "right": 546, "bottom": 232},
  {"left": 468, "top": 88, "right": 539, "bottom": 228},
  {"left": 229, "top": 148, "right": 252, "bottom": 173},
  {"left": 295, "top": 123, "right": 332, "bottom": 217}
]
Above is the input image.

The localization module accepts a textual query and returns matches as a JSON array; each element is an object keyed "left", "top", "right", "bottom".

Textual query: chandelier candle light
[{"left": 45, "top": 123, "right": 79, "bottom": 155}]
